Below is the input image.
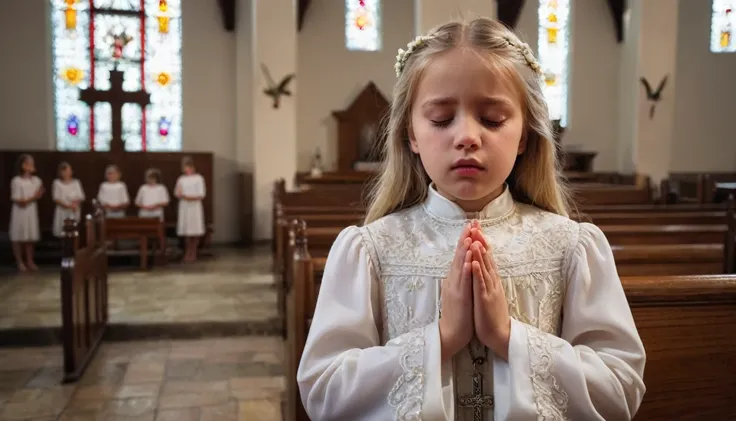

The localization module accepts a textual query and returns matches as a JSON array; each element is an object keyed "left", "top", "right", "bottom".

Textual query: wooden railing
[{"left": 60, "top": 200, "right": 109, "bottom": 383}]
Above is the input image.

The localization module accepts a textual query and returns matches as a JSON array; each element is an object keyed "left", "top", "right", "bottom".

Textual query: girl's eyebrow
[{"left": 421, "top": 96, "right": 514, "bottom": 109}]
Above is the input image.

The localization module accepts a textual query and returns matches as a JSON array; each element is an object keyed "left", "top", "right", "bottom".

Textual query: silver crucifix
[{"left": 457, "top": 365, "right": 494, "bottom": 420}]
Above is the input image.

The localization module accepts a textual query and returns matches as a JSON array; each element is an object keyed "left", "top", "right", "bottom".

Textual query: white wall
[
  {"left": 180, "top": 0, "right": 239, "bottom": 243},
  {"left": 670, "top": 0, "right": 736, "bottom": 171},
  {"left": 296, "top": 0, "right": 414, "bottom": 170},
  {"left": 0, "top": 0, "right": 53, "bottom": 150}
]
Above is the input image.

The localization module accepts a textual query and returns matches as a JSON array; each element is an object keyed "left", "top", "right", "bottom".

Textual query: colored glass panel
[
  {"left": 51, "top": 0, "right": 182, "bottom": 151},
  {"left": 538, "top": 0, "right": 570, "bottom": 127},
  {"left": 711, "top": 0, "right": 736, "bottom": 53},
  {"left": 345, "top": 0, "right": 381, "bottom": 51}
]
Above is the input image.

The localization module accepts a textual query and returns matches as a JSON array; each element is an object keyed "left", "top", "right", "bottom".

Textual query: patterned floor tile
[{"left": 0, "top": 338, "right": 285, "bottom": 421}]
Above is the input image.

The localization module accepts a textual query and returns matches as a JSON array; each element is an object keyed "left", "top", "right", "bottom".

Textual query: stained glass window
[
  {"left": 51, "top": 0, "right": 182, "bottom": 151},
  {"left": 538, "top": 0, "right": 570, "bottom": 127},
  {"left": 345, "top": 0, "right": 381, "bottom": 51},
  {"left": 711, "top": 0, "right": 736, "bottom": 53}
]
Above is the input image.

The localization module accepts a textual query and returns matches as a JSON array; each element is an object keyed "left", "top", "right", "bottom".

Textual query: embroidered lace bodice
[{"left": 297, "top": 186, "right": 647, "bottom": 421}]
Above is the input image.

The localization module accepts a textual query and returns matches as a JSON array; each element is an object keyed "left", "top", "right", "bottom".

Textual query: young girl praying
[
  {"left": 297, "top": 18, "right": 646, "bottom": 421},
  {"left": 9, "top": 154, "right": 44, "bottom": 272},
  {"left": 52, "top": 162, "right": 85, "bottom": 238},
  {"left": 97, "top": 165, "right": 129, "bottom": 218},
  {"left": 135, "top": 168, "right": 169, "bottom": 221},
  {"left": 174, "top": 157, "right": 206, "bottom": 262}
]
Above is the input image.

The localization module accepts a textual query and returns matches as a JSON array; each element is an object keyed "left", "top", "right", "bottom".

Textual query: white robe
[
  {"left": 9, "top": 175, "right": 42, "bottom": 242},
  {"left": 297, "top": 185, "right": 646, "bottom": 421},
  {"left": 52, "top": 178, "right": 85, "bottom": 237},
  {"left": 175, "top": 174, "right": 206, "bottom": 236},
  {"left": 135, "top": 184, "right": 170, "bottom": 221},
  {"left": 97, "top": 181, "right": 129, "bottom": 218}
]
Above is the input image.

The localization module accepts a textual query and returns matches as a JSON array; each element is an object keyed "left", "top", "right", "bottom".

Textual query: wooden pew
[
  {"left": 584, "top": 211, "right": 725, "bottom": 226},
  {"left": 603, "top": 224, "right": 726, "bottom": 245},
  {"left": 106, "top": 217, "right": 166, "bottom": 270},
  {"left": 623, "top": 274, "right": 736, "bottom": 420},
  {"left": 571, "top": 182, "right": 653, "bottom": 206},
  {"left": 284, "top": 221, "right": 313, "bottom": 421},
  {"left": 60, "top": 204, "right": 109, "bottom": 383},
  {"left": 613, "top": 244, "right": 725, "bottom": 276},
  {"left": 663, "top": 172, "right": 736, "bottom": 204}
]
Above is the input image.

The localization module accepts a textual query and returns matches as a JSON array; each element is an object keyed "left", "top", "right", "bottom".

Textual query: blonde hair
[
  {"left": 105, "top": 164, "right": 120, "bottom": 176},
  {"left": 181, "top": 156, "right": 195, "bottom": 170},
  {"left": 58, "top": 161, "right": 71, "bottom": 177},
  {"left": 364, "top": 18, "right": 571, "bottom": 224},
  {"left": 145, "top": 167, "right": 162, "bottom": 183}
]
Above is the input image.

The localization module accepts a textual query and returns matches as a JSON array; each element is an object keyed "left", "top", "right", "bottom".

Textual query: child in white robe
[
  {"left": 10, "top": 154, "right": 44, "bottom": 272},
  {"left": 174, "top": 156, "right": 206, "bottom": 262},
  {"left": 52, "top": 162, "right": 85, "bottom": 238},
  {"left": 297, "top": 19, "right": 646, "bottom": 421},
  {"left": 135, "top": 168, "right": 170, "bottom": 221},
  {"left": 97, "top": 165, "right": 129, "bottom": 218}
]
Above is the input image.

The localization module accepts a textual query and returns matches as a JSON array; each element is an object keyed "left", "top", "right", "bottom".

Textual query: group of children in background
[{"left": 9, "top": 154, "right": 207, "bottom": 272}]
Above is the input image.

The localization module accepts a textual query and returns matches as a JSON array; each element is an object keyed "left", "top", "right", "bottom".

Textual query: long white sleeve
[
  {"left": 52, "top": 180, "right": 63, "bottom": 203},
  {"left": 493, "top": 222, "right": 646, "bottom": 420},
  {"left": 10, "top": 177, "right": 22, "bottom": 201},
  {"left": 121, "top": 182, "right": 130, "bottom": 204},
  {"left": 75, "top": 179, "right": 85, "bottom": 201},
  {"left": 297, "top": 226, "right": 446, "bottom": 421}
]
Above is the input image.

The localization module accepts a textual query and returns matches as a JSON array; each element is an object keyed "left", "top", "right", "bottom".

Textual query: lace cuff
[
  {"left": 387, "top": 326, "right": 426, "bottom": 421},
  {"left": 526, "top": 324, "right": 570, "bottom": 420}
]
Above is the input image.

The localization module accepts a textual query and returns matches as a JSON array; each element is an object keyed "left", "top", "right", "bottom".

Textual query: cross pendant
[{"left": 457, "top": 371, "right": 494, "bottom": 421}]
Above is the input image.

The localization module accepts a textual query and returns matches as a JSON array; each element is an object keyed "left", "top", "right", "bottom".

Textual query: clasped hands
[{"left": 439, "top": 220, "right": 511, "bottom": 362}]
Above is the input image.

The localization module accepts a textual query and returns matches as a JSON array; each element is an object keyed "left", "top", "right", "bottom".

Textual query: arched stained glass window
[
  {"left": 345, "top": 0, "right": 381, "bottom": 51},
  {"left": 711, "top": 0, "right": 736, "bottom": 53},
  {"left": 538, "top": 0, "right": 570, "bottom": 127},
  {"left": 51, "top": 0, "right": 183, "bottom": 151}
]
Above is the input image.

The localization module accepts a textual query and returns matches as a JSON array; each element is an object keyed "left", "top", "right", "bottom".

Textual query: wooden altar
[{"left": 332, "top": 82, "right": 390, "bottom": 173}]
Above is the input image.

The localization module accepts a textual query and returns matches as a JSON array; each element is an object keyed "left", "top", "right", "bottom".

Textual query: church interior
[{"left": 1, "top": 0, "right": 735, "bottom": 419}]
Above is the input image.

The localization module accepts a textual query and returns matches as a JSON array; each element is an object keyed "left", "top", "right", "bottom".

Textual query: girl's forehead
[{"left": 414, "top": 51, "right": 522, "bottom": 109}]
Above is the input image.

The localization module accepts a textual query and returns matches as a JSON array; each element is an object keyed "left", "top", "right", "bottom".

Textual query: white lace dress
[
  {"left": 9, "top": 176, "right": 42, "bottom": 242},
  {"left": 135, "top": 184, "right": 170, "bottom": 221},
  {"left": 97, "top": 181, "right": 129, "bottom": 218},
  {"left": 297, "top": 185, "right": 646, "bottom": 421},
  {"left": 175, "top": 174, "right": 206, "bottom": 236},
  {"left": 52, "top": 178, "right": 85, "bottom": 237}
]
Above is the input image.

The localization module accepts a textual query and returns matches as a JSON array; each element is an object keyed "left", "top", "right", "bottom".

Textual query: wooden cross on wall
[{"left": 79, "top": 69, "right": 151, "bottom": 153}]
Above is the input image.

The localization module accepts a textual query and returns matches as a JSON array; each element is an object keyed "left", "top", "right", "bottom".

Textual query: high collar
[{"left": 423, "top": 183, "right": 515, "bottom": 222}]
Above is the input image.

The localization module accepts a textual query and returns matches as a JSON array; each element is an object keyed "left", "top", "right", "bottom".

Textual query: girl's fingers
[
  {"left": 472, "top": 261, "right": 486, "bottom": 295},
  {"left": 462, "top": 261, "right": 471, "bottom": 288},
  {"left": 470, "top": 228, "right": 489, "bottom": 249},
  {"left": 453, "top": 236, "right": 471, "bottom": 273},
  {"left": 480, "top": 253, "right": 495, "bottom": 291}
]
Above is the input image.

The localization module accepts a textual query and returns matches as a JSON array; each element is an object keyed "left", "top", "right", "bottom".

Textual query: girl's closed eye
[
  {"left": 431, "top": 118, "right": 453, "bottom": 128},
  {"left": 430, "top": 116, "right": 507, "bottom": 129},
  {"left": 482, "top": 118, "right": 506, "bottom": 129}
]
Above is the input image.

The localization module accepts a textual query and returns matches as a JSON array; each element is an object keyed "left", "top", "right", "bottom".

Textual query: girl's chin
[{"left": 438, "top": 182, "right": 501, "bottom": 203}]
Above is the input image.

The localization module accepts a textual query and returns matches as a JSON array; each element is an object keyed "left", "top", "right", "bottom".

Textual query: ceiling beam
[
  {"left": 217, "top": 0, "right": 236, "bottom": 32},
  {"left": 298, "top": 0, "right": 312, "bottom": 32},
  {"left": 606, "top": 0, "right": 626, "bottom": 43},
  {"left": 497, "top": 0, "right": 526, "bottom": 29}
]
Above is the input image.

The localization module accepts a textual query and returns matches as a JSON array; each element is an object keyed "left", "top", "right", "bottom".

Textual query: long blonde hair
[{"left": 364, "top": 18, "right": 571, "bottom": 224}]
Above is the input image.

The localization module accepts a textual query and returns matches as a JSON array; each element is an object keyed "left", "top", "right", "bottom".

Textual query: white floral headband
[
  {"left": 395, "top": 36, "right": 431, "bottom": 77},
  {"left": 394, "top": 34, "right": 543, "bottom": 78},
  {"left": 501, "top": 35, "right": 543, "bottom": 76}
]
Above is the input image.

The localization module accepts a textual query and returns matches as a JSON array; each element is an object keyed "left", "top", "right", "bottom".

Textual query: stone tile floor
[
  {"left": 0, "top": 248, "right": 278, "bottom": 330},
  {"left": 0, "top": 337, "right": 284, "bottom": 420}
]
